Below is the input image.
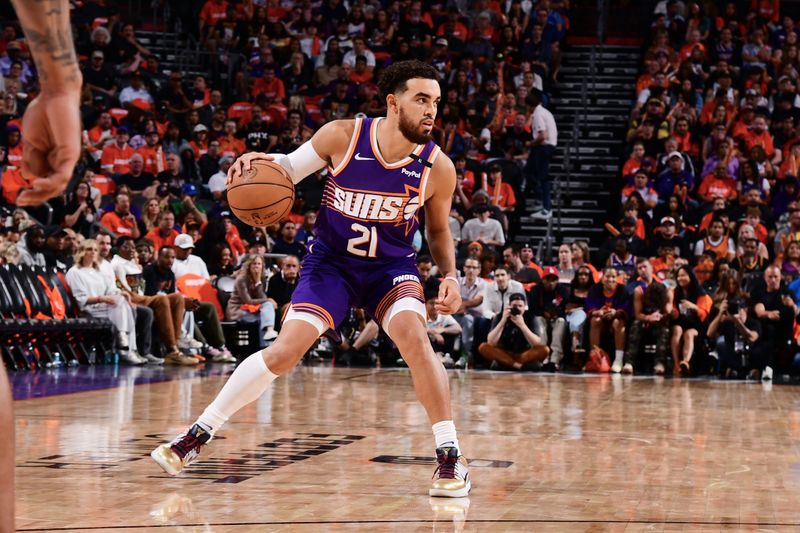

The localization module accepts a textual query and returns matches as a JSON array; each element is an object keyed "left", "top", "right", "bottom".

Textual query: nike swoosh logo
[{"left": 354, "top": 152, "right": 375, "bottom": 161}]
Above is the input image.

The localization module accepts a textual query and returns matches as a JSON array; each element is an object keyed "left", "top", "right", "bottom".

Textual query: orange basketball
[{"left": 227, "top": 159, "right": 294, "bottom": 227}]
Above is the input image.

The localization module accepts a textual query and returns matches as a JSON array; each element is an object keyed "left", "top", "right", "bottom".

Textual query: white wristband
[{"left": 444, "top": 276, "right": 459, "bottom": 285}]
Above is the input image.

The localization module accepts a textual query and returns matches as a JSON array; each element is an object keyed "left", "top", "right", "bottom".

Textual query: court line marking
[{"left": 17, "top": 519, "right": 800, "bottom": 531}]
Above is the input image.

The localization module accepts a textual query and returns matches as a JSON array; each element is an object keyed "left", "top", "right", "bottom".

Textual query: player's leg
[
  {"left": 151, "top": 318, "right": 321, "bottom": 475},
  {"left": 0, "top": 366, "right": 14, "bottom": 533},
  {"left": 385, "top": 308, "right": 470, "bottom": 498}
]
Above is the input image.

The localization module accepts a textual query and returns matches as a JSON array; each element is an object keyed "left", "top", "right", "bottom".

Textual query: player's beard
[{"left": 398, "top": 107, "right": 432, "bottom": 144}]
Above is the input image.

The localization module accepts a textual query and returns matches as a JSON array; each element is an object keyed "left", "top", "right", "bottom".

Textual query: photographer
[
  {"left": 478, "top": 293, "right": 549, "bottom": 370},
  {"left": 707, "top": 299, "right": 761, "bottom": 379}
]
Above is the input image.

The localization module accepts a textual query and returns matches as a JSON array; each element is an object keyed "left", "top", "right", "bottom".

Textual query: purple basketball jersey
[{"left": 315, "top": 117, "right": 442, "bottom": 259}]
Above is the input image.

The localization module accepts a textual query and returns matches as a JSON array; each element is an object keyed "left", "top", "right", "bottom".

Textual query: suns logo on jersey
[{"left": 324, "top": 180, "right": 421, "bottom": 235}]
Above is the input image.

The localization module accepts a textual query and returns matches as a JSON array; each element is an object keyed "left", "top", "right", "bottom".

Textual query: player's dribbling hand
[
  {"left": 227, "top": 152, "right": 273, "bottom": 186},
  {"left": 16, "top": 91, "right": 82, "bottom": 206},
  {"left": 435, "top": 278, "right": 462, "bottom": 315}
]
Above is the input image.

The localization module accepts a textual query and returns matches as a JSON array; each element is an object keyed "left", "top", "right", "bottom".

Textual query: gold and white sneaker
[
  {"left": 430, "top": 446, "right": 471, "bottom": 497},
  {"left": 151, "top": 424, "right": 212, "bottom": 476}
]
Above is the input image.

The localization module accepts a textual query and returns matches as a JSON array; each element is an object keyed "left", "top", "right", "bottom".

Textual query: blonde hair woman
[
  {"left": 65, "top": 239, "right": 146, "bottom": 365},
  {"left": 225, "top": 255, "right": 277, "bottom": 345}
]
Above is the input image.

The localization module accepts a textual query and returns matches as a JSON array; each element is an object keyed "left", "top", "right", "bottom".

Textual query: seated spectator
[
  {"left": 43, "top": 225, "right": 71, "bottom": 270},
  {"left": 621, "top": 258, "right": 671, "bottom": 374},
  {"left": 565, "top": 265, "right": 593, "bottom": 364},
  {"left": 587, "top": 267, "right": 631, "bottom": 372},
  {"left": 694, "top": 216, "right": 735, "bottom": 261},
  {"left": 117, "top": 153, "right": 156, "bottom": 195},
  {"left": 502, "top": 245, "right": 541, "bottom": 285},
  {"left": 207, "top": 155, "right": 233, "bottom": 200},
  {"left": 63, "top": 181, "right": 99, "bottom": 238},
  {"left": 208, "top": 244, "right": 235, "bottom": 280},
  {"left": 556, "top": 243, "right": 575, "bottom": 282},
  {"left": 670, "top": 265, "right": 713, "bottom": 376},
  {"left": 731, "top": 237, "right": 769, "bottom": 293},
  {"left": 461, "top": 204, "right": 504, "bottom": 249},
  {"left": 16, "top": 225, "right": 46, "bottom": 267},
  {"left": 226, "top": 255, "right": 278, "bottom": 345},
  {"left": 651, "top": 216, "right": 689, "bottom": 260},
  {"left": 267, "top": 255, "right": 300, "bottom": 323},
  {"left": 478, "top": 292, "right": 549, "bottom": 370},
  {"left": 136, "top": 128, "right": 167, "bottom": 175},
  {"left": 621, "top": 170, "right": 658, "bottom": 210},
  {"left": 100, "top": 192, "right": 142, "bottom": 239},
  {"left": 606, "top": 237, "right": 636, "bottom": 279},
  {"left": 482, "top": 164, "right": 516, "bottom": 217},
  {"left": 571, "top": 240, "right": 601, "bottom": 283},
  {"left": 453, "top": 257, "right": 487, "bottom": 368},
  {"left": 425, "top": 293, "right": 462, "bottom": 368},
  {"left": 707, "top": 298, "right": 761, "bottom": 380},
  {"left": 144, "top": 211, "right": 180, "bottom": 253},
  {"left": 272, "top": 220, "right": 306, "bottom": 258},
  {"left": 66, "top": 239, "right": 143, "bottom": 365},
  {"left": 483, "top": 266, "right": 524, "bottom": 318},
  {"left": 697, "top": 164, "right": 738, "bottom": 205},
  {"left": 100, "top": 126, "right": 134, "bottom": 176},
  {"left": 110, "top": 236, "right": 186, "bottom": 365},
  {"left": 655, "top": 151, "right": 694, "bottom": 204},
  {"left": 528, "top": 266, "right": 568, "bottom": 371}
]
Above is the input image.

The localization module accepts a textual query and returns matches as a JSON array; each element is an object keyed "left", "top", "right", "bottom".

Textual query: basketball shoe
[
  {"left": 150, "top": 424, "right": 212, "bottom": 475},
  {"left": 430, "top": 446, "right": 471, "bottom": 497}
]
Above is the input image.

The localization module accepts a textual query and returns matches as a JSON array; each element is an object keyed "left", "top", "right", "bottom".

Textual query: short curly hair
[{"left": 377, "top": 60, "right": 440, "bottom": 102}]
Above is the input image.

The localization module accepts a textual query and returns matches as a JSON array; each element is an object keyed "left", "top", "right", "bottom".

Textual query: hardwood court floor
[{"left": 11, "top": 365, "right": 800, "bottom": 532}]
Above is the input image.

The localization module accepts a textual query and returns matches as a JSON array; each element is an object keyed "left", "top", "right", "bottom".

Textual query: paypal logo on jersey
[{"left": 401, "top": 167, "right": 421, "bottom": 179}]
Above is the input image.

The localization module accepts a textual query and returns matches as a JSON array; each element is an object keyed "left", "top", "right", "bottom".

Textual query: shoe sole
[
  {"left": 429, "top": 479, "right": 471, "bottom": 498},
  {"left": 150, "top": 445, "right": 182, "bottom": 476}
]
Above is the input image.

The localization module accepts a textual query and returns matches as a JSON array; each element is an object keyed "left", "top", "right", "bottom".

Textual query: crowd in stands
[{"left": 0, "top": 0, "right": 571, "bottom": 369}]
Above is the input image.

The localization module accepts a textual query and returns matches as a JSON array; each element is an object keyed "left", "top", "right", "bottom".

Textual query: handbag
[{"left": 585, "top": 346, "right": 611, "bottom": 373}]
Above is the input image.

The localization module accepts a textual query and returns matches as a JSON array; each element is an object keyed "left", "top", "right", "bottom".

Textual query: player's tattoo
[{"left": 23, "top": 26, "right": 77, "bottom": 68}]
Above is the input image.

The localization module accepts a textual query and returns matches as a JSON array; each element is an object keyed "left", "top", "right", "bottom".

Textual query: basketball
[{"left": 226, "top": 159, "right": 294, "bottom": 227}]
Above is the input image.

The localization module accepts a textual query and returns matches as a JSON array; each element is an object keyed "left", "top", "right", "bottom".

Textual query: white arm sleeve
[{"left": 269, "top": 141, "right": 327, "bottom": 184}]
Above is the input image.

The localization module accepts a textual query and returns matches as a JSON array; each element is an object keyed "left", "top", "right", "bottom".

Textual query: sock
[
  {"left": 614, "top": 350, "right": 624, "bottom": 364},
  {"left": 196, "top": 350, "right": 277, "bottom": 436},
  {"left": 432, "top": 420, "right": 461, "bottom": 453}
]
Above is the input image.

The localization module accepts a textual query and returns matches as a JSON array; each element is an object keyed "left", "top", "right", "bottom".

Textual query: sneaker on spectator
[
  {"left": 263, "top": 327, "right": 278, "bottom": 341},
  {"left": 440, "top": 352, "right": 455, "bottom": 369},
  {"left": 207, "top": 346, "right": 237, "bottom": 363},
  {"left": 653, "top": 363, "right": 665, "bottom": 376},
  {"left": 611, "top": 358, "right": 623, "bottom": 373},
  {"left": 748, "top": 368, "right": 761, "bottom": 381},
  {"left": 454, "top": 355, "right": 468, "bottom": 369},
  {"left": 178, "top": 337, "right": 203, "bottom": 351},
  {"left": 165, "top": 351, "right": 199, "bottom": 366},
  {"left": 530, "top": 209, "right": 551, "bottom": 220},
  {"left": 120, "top": 350, "right": 146, "bottom": 365},
  {"left": 396, "top": 357, "right": 408, "bottom": 367},
  {"left": 762, "top": 366, "right": 773, "bottom": 381},
  {"left": 621, "top": 363, "right": 633, "bottom": 375},
  {"left": 140, "top": 353, "right": 165, "bottom": 364}
]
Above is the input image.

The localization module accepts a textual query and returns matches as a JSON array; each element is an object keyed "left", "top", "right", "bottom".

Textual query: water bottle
[
  {"left": 51, "top": 350, "right": 63, "bottom": 368},
  {"left": 88, "top": 346, "right": 97, "bottom": 365}
]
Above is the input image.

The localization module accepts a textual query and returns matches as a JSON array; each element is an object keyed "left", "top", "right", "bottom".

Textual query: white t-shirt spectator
[
  {"left": 342, "top": 48, "right": 376, "bottom": 68},
  {"left": 119, "top": 85, "right": 153, "bottom": 106},
  {"left": 172, "top": 254, "right": 210, "bottom": 281},
  {"left": 461, "top": 217, "right": 505, "bottom": 245},
  {"left": 207, "top": 170, "right": 227, "bottom": 195},
  {"left": 483, "top": 279, "right": 525, "bottom": 318},
  {"left": 532, "top": 105, "right": 558, "bottom": 147},
  {"left": 693, "top": 235, "right": 735, "bottom": 257}
]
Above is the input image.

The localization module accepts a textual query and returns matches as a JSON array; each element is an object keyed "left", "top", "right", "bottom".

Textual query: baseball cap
[
  {"left": 116, "top": 125, "right": 130, "bottom": 135},
  {"left": 144, "top": 127, "right": 158, "bottom": 135},
  {"left": 508, "top": 292, "right": 526, "bottom": 303},
  {"left": 44, "top": 225, "right": 67, "bottom": 239},
  {"left": 667, "top": 151, "right": 683, "bottom": 160},
  {"left": 174, "top": 234, "right": 194, "bottom": 249},
  {"left": 193, "top": 124, "right": 208, "bottom": 133},
  {"left": 621, "top": 216, "right": 637, "bottom": 226},
  {"left": 542, "top": 266, "right": 560, "bottom": 279},
  {"left": 435, "top": 38, "right": 448, "bottom": 47},
  {"left": 521, "top": 242, "right": 533, "bottom": 250},
  {"left": 220, "top": 155, "right": 235, "bottom": 164},
  {"left": 660, "top": 216, "right": 676, "bottom": 225}
]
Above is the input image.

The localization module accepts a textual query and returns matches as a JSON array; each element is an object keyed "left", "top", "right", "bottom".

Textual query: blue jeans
[
  {"left": 524, "top": 144, "right": 556, "bottom": 210},
  {"left": 239, "top": 303, "right": 276, "bottom": 347}
]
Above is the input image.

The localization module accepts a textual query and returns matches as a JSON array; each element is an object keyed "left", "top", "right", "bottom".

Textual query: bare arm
[
  {"left": 12, "top": 0, "right": 82, "bottom": 206},
  {"left": 424, "top": 153, "right": 461, "bottom": 314}
]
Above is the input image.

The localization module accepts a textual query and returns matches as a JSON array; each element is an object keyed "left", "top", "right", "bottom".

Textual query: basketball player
[
  {"left": 1, "top": 2, "right": 82, "bottom": 531},
  {"left": 152, "top": 60, "right": 471, "bottom": 497}
]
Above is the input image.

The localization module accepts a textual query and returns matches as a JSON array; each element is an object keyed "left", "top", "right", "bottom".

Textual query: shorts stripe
[
  {"left": 374, "top": 281, "right": 424, "bottom": 325},
  {"left": 290, "top": 303, "right": 335, "bottom": 331}
]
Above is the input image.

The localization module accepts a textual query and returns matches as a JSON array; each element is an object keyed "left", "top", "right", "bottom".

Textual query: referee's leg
[{"left": 0, "top": 365, "right": 13, "bottom": 533}]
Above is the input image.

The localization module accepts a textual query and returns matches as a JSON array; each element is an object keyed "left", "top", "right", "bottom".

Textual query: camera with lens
[
  {"left": 727, "top": 299, "right": 741, "bottom": 315},
  {"left": 510, "top": 307, "right": 522, "bottom": 316}
]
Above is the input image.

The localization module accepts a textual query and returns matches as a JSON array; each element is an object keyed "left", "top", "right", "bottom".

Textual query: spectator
[
  {"left": 556, "top": 243, "right": 575, "bottom": 282},
  {"left": 502, "top": 245, "right": 541, "bottom": 285},
  {"left": 117, "top": 153, "right": 156, "bottom": 195},
  {"left": 525, "top": 89, "right": 558, "bottom": 218},
  {"left": 566, "top": 265, "right": 593, "bottom": 363},
  {"left": 100, "top": 126, "right": 134, "bottom": 176},
  {"left": 528, "top": 266, "right": 569, "bottom": 370},
  {"left": 483, "top": 266, "right": 525, "bottom": 318},
  {"left": 100, "top": 192, "right": 142, "bottom": 239},
  {"left": 425, "top": 293, "right": 462, "bottom": 368},
  {"left": 670, "top": 265, "right": 713, "bottom": 376},
  {"left": 750, "top": 266, "right": 795, "bottom": 381},
  {"left": 267, "top": 255, "right": 300, "bottom": 322},
  {"left": 110, "top": 236, "right": 184, "bottom": 365},
  {"left": 479, "top": 292, "right": 549, "bottom": 370},
  {"left": 453, "top": 257, "right": 487, "bottom": 369},
  {"left": 63, "top": 181, "right": 99, "bottom": 238},
  {"left": 136, "top": 128, "right": 167, "bottom": 175},
  {"left": 461, "top": 204, "right": 504, "bottom": 248},
  {"left": 144, "top": 211, "right": 180, "bottom": 253},
  {"left": 226, "top": 255, "right": 278, "bottom": 345},
  {"left": 693, "top": 216, "right": 735, "bottom": 261},
  {"left": 171, "top": 234, "right": 211, "bottom": 280},
  {"left": 207, "top": 155, "right": 233, "bottom": 200},
  {"left": 708, "top": 297, "right": 761, "bottom": 380},
  {"left": 66, "top": 239, "right": 143, "bottom": 365},
  {"left": 586, "top": 267, "right": 631, "bottom": 372},
  {"left": 271, "top": 220, "right": 306, "bottom": 258}
]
